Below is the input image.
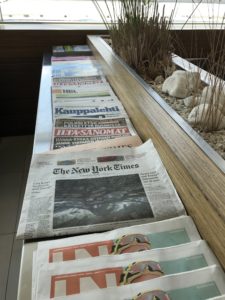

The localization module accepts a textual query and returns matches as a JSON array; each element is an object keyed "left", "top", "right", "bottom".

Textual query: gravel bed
[{"left": 152, "top": 82, "right": 225, "bottom": 160}]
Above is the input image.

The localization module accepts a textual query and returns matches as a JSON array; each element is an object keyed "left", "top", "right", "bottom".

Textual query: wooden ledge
[{"left": 87, "top": 35, "right": 225, "bottom": 269}]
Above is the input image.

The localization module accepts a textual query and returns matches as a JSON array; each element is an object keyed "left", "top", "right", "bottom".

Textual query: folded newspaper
[
  {"left": 17, "top": 140, "right": 186, "bottom": 239},
  {"left": 33, "top": 241, "right": 220, "bottom": 299},
  {"left": 47, "top": 136, "right": 142, "bottom": 154},
  {"left": 45, "top": 266, "right": 225, "bottom": 300},
  {"left": 52, "top": 83, "right": 115, "bottom": 99},
  {"left": 52, "top": 117, "right": 137, "bottom": 149},
  {"left": 52, "top": 76, "right": 106, "bottom": 87},
  {"left": 52, "top": 45, "right": 92, "bottom": 56},
  {"left": 52, "top": 55, "right": 94, "bottom": 62},
  {"left": 51, "top": 59, "right": 102, "bottom": 78},
  {"left": 35, "top": 216, "right": 200, "bottom": 265},
  {"left": 52, "top": 97, "right": 127, "bottom": 119}
]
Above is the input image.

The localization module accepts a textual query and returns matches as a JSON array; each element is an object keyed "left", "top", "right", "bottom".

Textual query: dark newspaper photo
[{"left": 53, "top": 174, "right": 153, "bottom": 229}]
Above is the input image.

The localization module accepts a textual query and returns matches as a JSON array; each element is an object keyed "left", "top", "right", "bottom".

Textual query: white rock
[
  {"left": 188, "top": 103, "right": 225, "bottom": 130},
  {"left": 183, "top": 96, "right": 200, "bottom": 107},
  {"left": 162, "top": 70, "right": 201, "bottom": 99},
  {"left": 162, "top": 75, "right": 188, "bottom": 98},
  {"left": 186, "top": 72, "right": 201, "bottom": 93},
  {"left": 200, "top": 85, "right": 225, "bottom": 115},
  {"left": 201, "top": 85, "right": 225, "bottom": 107},
  {"left": 201, "top": 86, "right": 213, "bottom": 103},
  {"left": 172, "top": 70, "right": 187, "bottom": 76},
  {"left": 199, "top": 96, "right": 225, "bottom": 115}
]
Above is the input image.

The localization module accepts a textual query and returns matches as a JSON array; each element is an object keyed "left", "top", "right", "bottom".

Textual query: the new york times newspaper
[
  {"left": 17, "top": 140, "right": 186, "bottom": 240},
  {"left": 52, "top": 117, "right": 137, "bottom": 149}
]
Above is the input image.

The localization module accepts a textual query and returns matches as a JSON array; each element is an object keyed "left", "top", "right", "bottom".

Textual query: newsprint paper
[
  {"left": 52, "top": 45, "right": 92, "bottom": 56},
  {"left": 34, "top": 216, "right": 201, "bottom": 265},
  {"left": 52, "top": 76, "right": 106, "bottom": 87},
  {"left": 39, "top": 266, "right": 225, "bottom": 300},
  {"left": 33, "top": 241, "right": 220, "bottom": 299},
  {"left": 47, "top": 135, "right": 142, "bottom": 154},
  {"left": 52, "top": 117, "right": 137, "bottom": 149},
  {"left": 51, "top": 84, "right": 116, "bottom": 100},
  {"left": 51, "top": 59, "right": 102, "bottom": 78},
  {"left": 52, "top": 98, "right": 127, "bottom": 119},
  {"left": 17, "top": 140, "right": 186, "bottom": 239}
]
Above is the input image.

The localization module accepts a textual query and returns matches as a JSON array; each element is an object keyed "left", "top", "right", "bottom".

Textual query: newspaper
[
  {"left": 34, "top": 216, "right": 200, "bottom": 266},
  {"left": 52, "top": 76, "right": 107, "bottom": 87},
  {"left": 43, "top": 266, "right": 225, "bottom": 300},
  {"left": 17, "top": 140, "right": 186, "bottom": 239},
  {"left": 52, "top": 59, "right": 102, "bottom": 78},
  {"left": 32, "top": 217, "right": 200, "bottom": 298},
  {"left": 52, "top": 96, "right": 127, "bottom": 119},
  {"left": 52, "top": 117, "right": 137, "bottom": 149},
  {"left": 52, "top": 84, "right": 116, "bottom": 100},
  {"left": 52, "top": 55, "right": 94, "bottom": 62},
  {"left": 51, "top": 58, "right": 99, "bottom": 73},
  {"left": 51, "top": 57, "right": 95, "bottom": 65},
  {"left": 33, "top": 241, "right": 220, "bottom": 299},
  {"left": 52, "top": 45, "right": 92, "bottom": 56},
  {"left": 46, "top": 136, "right": 142, "bottom": 154}
]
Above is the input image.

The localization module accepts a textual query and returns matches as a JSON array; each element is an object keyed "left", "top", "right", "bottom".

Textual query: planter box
[{"left": 87, "top": 35, "right": 225, "bottom": 269}]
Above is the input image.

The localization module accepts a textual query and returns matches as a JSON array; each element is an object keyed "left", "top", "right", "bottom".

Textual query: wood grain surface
[{"left": 87, "top": 35, "right": 225, "bottom": 269}]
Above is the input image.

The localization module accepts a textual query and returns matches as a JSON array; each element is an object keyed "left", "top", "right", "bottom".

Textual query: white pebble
[
  {"left": 162, "top": 70, "right": 201, "bottom": 99},
  {"left": 183, "top": 96, "right": 200, "bottom": 107},
  {"left": 188, "top": 104, "right": 225, "bottom": 130},
  {"left": 201, "top": 85, "right": 225, "bottom": 109}
]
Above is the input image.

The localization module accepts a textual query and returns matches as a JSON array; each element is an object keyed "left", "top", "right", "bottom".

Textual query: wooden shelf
[{"left": 87, "top": 35, "right": 225, "bottom": 269}]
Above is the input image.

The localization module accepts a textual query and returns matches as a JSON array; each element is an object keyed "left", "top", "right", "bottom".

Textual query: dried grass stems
[
  {"left": 171, "top": 1, "right": 225, "bottom": 132},
  {"left": 93, "top": 0, "right": 176, "bottom": 80},
  {"left": 196, "top": 7, "right": 225, "bottom": 131},
  {"left": 200, "top": 75, "right": 225, "bottom": 132},
  {"left": 94, "top": 0, "right": 225, "bottom": 132}
]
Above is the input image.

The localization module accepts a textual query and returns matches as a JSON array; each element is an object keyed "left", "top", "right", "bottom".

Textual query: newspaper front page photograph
[{"left": 17, "top": 140, "right": 186, "bottom": 239}]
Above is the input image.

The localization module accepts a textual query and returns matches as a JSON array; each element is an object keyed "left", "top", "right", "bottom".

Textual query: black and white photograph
[{"left": 53, "top": 174, "right": 153, "bottom": 229}]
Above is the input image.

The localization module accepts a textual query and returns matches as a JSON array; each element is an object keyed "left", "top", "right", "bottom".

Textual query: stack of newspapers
[
  {"left": 31, "top": 217, "right": 225, "bottom": 299},
  {"left": 17, "top": 45, "right": 225, "bottom": 299},
  {"left": 50, "top": 52, "right": 135, "bottom": 149}
]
